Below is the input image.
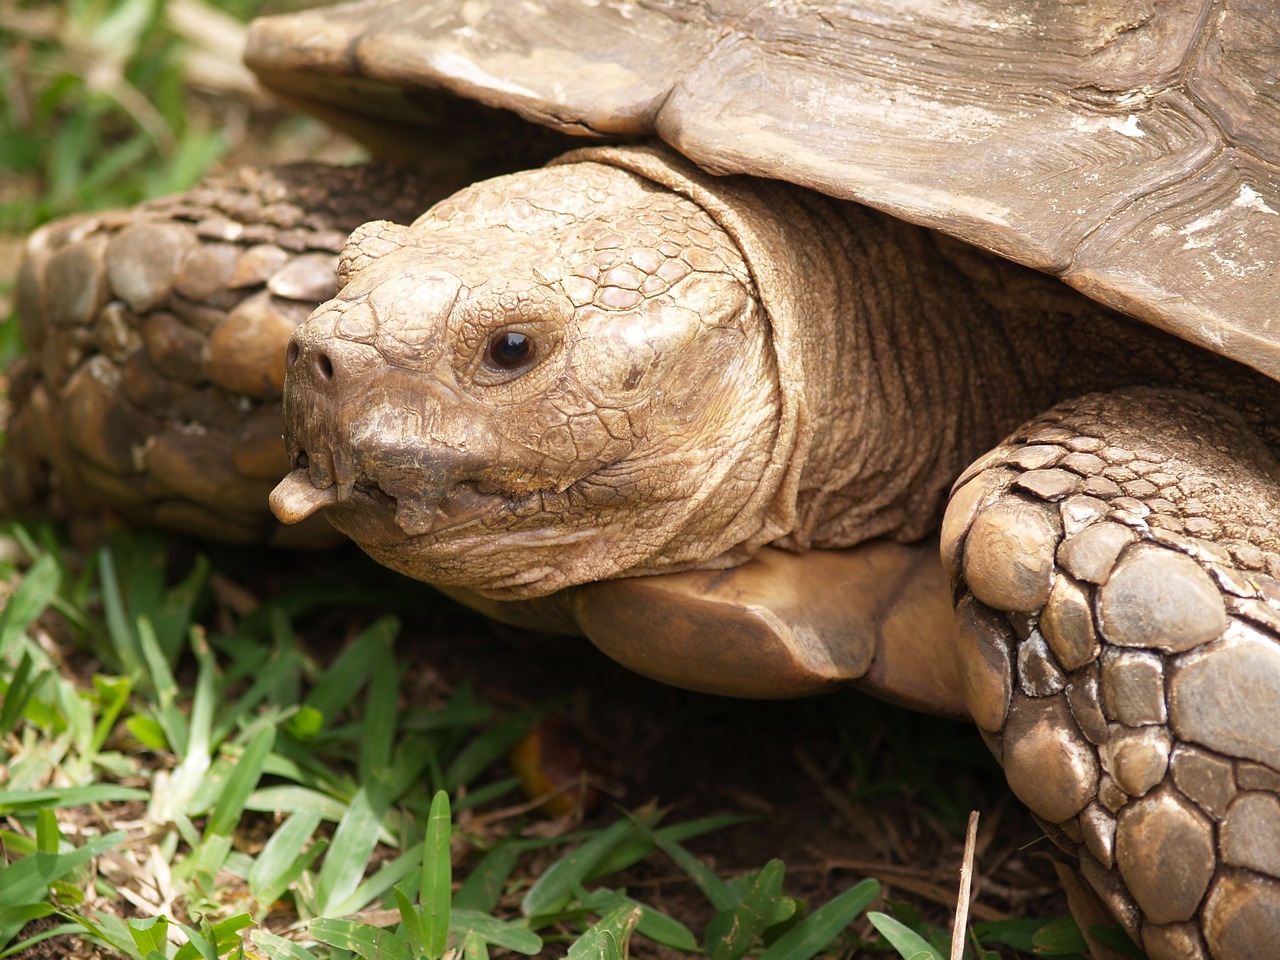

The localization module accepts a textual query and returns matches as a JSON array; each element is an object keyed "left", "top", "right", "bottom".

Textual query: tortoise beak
[{"left": 270, "top": 469, "right": 339, "bottom": 524}]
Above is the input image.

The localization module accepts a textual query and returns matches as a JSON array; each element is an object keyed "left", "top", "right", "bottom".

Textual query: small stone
[
  {"left": 1100, "top": 647, "right": 1167, "bottom": 726},
  {"left": 1170, "top": 622, "right": 1280, "bottom": 771},
  {"left": 1041, "top": 574, "right": 1099, "bottom": 671},
  {"left": 1002, "top": 692, "right": 1099, "bottom": 823},
  {"left": 954, "top": 597, "right": 1013, "bottom": 733},
  {"left": 1058, "top": 522, "right": 1136, "bottom": 584},
  {"left": 1170, "top": 745, "right": 1238, "bottom": 819},
  {"left": 1102, "top": 725, "right": 1171, "bottom": 797},
  {"left": 1236, "top": 762, "right": 1280, "bottom": 792},
  {"left": 106, "top": 222, "right": 195, "bottom": 313},
  {"left": 1080, "top": 802, "right": 1117, "bottom": 867},
  {"left": 1015, "top": 468, "right": 1080, "bottom": 501},
  {"left": 1221, "top": 793, "right": 1280, "bottom": 877},
  {"left": 1142, "top": 921, "right": 1209, "bottom": 960},
  {"left": 1066, "top": 665, "right": 1111, "bottom": 745},
  {"left": 1098, "top": 543, "right": 1227, "bottom": 652},
  {"left": 1115, "top": 783, "right": 1215, "bottom": 923},
  {"left": 963, "top": 497, "right": 1060, "bottom": 613},
  {"left": 1017, "top": 631, "right": 1066, "bottom": 696},
  {"left": 1203, "top": 871, "right": 1280, "bottom": 960}
]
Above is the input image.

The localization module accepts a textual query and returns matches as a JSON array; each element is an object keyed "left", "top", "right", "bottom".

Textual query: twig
[{"left": 950, "top": 810, "right": 980, "bottom": 960}]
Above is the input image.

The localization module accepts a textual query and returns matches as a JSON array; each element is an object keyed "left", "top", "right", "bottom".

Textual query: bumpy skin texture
[
  {"left": 7, "top": 163, "right": 450, "bottom": 543},
  {"left": 943, "top": 389, "right": 1280, "bottom": 959}
]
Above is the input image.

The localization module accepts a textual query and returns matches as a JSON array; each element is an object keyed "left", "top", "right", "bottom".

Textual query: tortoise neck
[{"left": 773, "top": 197, "right": 1077, "bottom": 548}]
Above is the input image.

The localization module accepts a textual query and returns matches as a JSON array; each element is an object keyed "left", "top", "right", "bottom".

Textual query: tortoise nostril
[
  {"left": 296, "top": 450, "right": 310, "bottom": 470},
  {"left": 314, "top": 352, "right": 334, "bottom": 381},
  {"left": 286, "top": 340, "right": 299, "bottom": 366}
]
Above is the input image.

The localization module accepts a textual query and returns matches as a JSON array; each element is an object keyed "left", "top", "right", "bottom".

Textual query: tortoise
[{"left": 8, "top": 1, "right": 1280, "bottom": 957}]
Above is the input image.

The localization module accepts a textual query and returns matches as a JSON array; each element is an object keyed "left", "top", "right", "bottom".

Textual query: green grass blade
[
  {"left": 0, "top": 831, "right": 126, "bottom": 905},
  {"left": 454, "top": 839, "right": 523, "bottom": 913},
  {"left": 0, "top": 786, "right": 149, "bottom": 814},
  {"left": 128, "top": 916, "right": 168, "bottom": 956},
  {"left": 206, "top": 722, "right": 276, "bottom": 837},
  {"left": 394, "top": 884, "right": 427, "bottom": 957},
  {"left": 648, "top": 830, "right": 739, "bottom": 913},
  {"left": 565, "top": 904, "right": 641, "bottom": 960},
  {"left": 422, "top": 790, "right": 452, "bottom": 959},
  {"left": 710, "top": 859, "right": 788, "bottom": 960},
  {"left": 249, "top": 930, "right": 322, "bottom": 960},
  {"left": 97, "top": 547, "right": 143, "bottom": 679},
  {"left": 313, "top": 780, "right": 391, "bottom": 917},
  {"left": 449, "top": 909, "right": 541, "bottom": 955},
  {"left": 443, "top": 710, "right": 540, "bottom": 791},
  {"left": 593, "top": 813, "right": 750, "bottom": 882},
  {"left": 34, "top": 809, "right": 59, "bottom": 854},
  {"left": 758, "top": 879, "right": 881, "bottom": 960},
  {"left": 868, "top": 912, "right": 944, "bottom": 960},
  {"left": 521, "top": 819, "right": 638, "bottom": 917},
  {"left": 304, "top": 617, "right": 397, "bottom": 724},
  {"left": 247, "top": 810, "right": 324, "bottom": 904},
  {"left": 0, "top": 552, "right": 60, "bottom": 659},
  {"left": 309, "top": 918, "right": 412, "bottom": 960},
  {"left": 357, "top": 636, "right": 399, "bottom": 784}
]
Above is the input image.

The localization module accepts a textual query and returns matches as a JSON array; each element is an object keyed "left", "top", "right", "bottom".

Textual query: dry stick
[{"left": 950, "top": 810, "right": 981, "bottom": 960}]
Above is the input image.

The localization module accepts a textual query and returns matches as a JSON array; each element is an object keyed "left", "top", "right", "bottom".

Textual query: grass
[
  {"left": 0, "top": 523, "right": 1087, "bottom": 959},
  {"left": 0, "top": 2, "right": 1137, "bottom": 958}
]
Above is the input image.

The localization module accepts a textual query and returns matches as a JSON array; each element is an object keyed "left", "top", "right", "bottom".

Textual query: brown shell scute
[{"left": 247, "top": 0, "right": 1280, "bottom": 382}]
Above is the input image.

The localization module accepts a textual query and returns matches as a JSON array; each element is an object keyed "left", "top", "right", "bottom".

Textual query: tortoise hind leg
[
  {"left": 941, "top": 386, "right": 1280, "bottom": 960},
  {"left": 6, "top": 163, "right": 450, "bottom": 543}
]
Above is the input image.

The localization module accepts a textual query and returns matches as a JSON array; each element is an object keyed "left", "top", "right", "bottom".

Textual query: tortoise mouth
[{"left": 269, "top": 462, "right": 516, "bottom": 543}]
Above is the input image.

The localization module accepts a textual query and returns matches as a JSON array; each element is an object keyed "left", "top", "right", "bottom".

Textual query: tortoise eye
[{"left": 486, "top": 331, "right": 533, "bottom": 370}]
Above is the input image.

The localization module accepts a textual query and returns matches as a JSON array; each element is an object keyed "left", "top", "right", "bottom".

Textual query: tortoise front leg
[
  {"left": 6, "top": 163, "right": 450, "bottom": 543},
  {"left": 443, "top": 537, "right": 967, "bottom": 711},
  {"left": 941, "top": 386, "right": 1280, "bottom": 960}
]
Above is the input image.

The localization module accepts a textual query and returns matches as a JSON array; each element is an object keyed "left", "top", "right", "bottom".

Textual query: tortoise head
[{"left": 270, "top": 159, "right": 783, "bottom": 598}]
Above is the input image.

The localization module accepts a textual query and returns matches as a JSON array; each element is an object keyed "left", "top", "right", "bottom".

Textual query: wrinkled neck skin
[{"left": 767, "top": 192, "right": 1052, "bottom": 550}]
